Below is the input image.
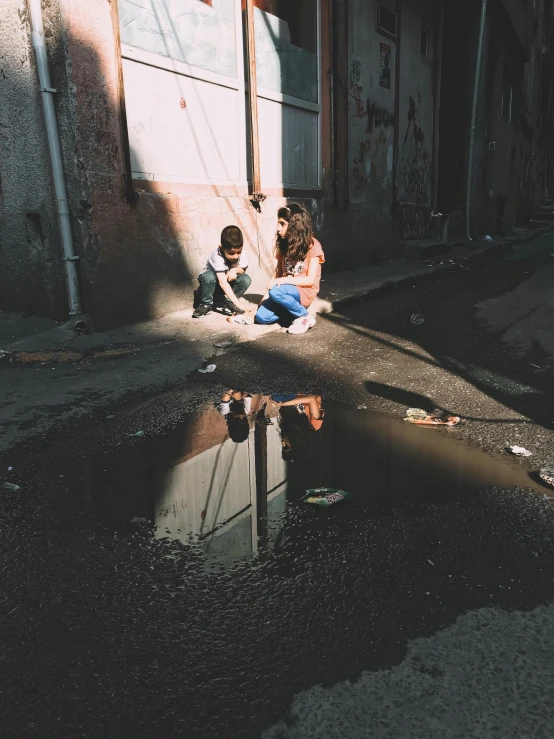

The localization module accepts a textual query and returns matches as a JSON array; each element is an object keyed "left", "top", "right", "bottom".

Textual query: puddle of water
[{"left": 50, "top": 392, "right": 546, "bottom": 568}]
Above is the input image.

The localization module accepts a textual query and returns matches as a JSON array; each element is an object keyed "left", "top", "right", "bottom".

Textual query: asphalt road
[{"left": 1, "top": 236, "right": 554, "bottom": 738}]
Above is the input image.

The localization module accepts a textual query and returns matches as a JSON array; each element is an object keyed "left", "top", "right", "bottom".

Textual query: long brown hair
[{"left": 276, "top": 202, "right": 313, "bottom": 265}]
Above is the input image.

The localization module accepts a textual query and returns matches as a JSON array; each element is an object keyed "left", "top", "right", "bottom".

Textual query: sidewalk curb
[{"left": 315, "top": 223, "right": 554, "bottom": 315}]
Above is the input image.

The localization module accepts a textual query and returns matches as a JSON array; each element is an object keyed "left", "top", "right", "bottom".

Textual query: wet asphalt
[{"left": 2, "top": 237, "right": 554, "bottom": 738}]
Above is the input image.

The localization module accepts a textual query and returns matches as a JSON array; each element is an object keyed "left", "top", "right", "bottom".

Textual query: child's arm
[
  {"left": 228, "top": 267, "right": 246, "bottom": 281},
  {"left": 216, "top": 272, "right": 245, "bottom": 310}
]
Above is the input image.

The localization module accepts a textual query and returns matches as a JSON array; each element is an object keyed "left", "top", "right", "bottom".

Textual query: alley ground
[{"left": 1, "top": 233, "right": 554, "bottom": 738}]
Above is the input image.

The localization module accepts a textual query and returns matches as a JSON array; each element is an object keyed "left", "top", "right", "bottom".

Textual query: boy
[{"left": 193, "top": 225, "right": 251, "bottom": 318}]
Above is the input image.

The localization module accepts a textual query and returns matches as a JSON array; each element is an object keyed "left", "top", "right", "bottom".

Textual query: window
[
  {"left": 119, "top": 0, "right": 237, "bottom": 78},
  {"left": 118, "top": 0, "right": 321, "bottom": 190},
  {"left": 377, "top": 3, "right": 397, "bottom": 38},
  {"left": 249, "top": 0, "right": 321, "bottom": 188},
  {"left": 421, "top": 25, "right": 430, "bottom": 57},
  {"left": 251, "top": 0, "right": 318, "bottom": 102}
]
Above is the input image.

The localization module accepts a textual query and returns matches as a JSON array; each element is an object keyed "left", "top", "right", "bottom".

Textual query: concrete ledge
[{"left": 2, "top": 222, "right": 553, "bottom": 358}]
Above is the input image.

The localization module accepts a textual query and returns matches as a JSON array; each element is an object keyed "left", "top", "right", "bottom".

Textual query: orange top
[
  {"left": 276, "top": 238, "right": 325, "bottom": 307},
  {"left": 303, "top": 396, "right": 324, "bottom": 431}
]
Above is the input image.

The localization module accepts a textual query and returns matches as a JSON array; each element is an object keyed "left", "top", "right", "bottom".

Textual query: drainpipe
[
  {"left": 431, "top": 0, "right": 443, "bottom": 212},
  {"left": 392, "top": 0, "right": 402, "bottom": 212},
  {"left": 28, "top": 0, "right": 81, "bottom": 315},
  {"left": 465, "top": 0, "right": 488, "bottom": 240}
]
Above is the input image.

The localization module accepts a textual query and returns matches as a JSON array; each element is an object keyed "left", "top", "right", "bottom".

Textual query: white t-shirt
[
  {"left": 216, "top": 395, "right": 252, "bottom": 417},
  {"left": 202, "top": 247, "right": 249, "bottom": 275}
]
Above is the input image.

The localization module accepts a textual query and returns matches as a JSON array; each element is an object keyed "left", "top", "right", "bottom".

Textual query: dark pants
[{"left": 198, "top": 270, "right": 252, "bottom": 307}]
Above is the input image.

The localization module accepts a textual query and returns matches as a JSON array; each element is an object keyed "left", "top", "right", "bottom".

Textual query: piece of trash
[
  {"left": 106, "top": 414, "right": 115, "bottom": 420},
  {"left": 2, "top": 482, "right": 20, "bottom": 492},
  {"left": 404, "top": 408, "right": 460, "bottom": 426},
  {"left": 0, "top": 350, "right": 8, "bottom": 359},
  {"left": 198, "top": 364, "right": 216, "bottom": 373},
  {"left": 406, "top": 408, "right": 428, "bottom": 420},
  {"left": 410, "top": 314, "right": 424, "bottom": 325},
  {"left": 8, "top": 467, "right": 13, "bottom": 472},
  {"left": 215, "top": 341, "right": 232, "bottom": 349},
  {"left": 507, "top": 445, "right": 532, "bottom": 457},
  {"left": 530, "top": 363, "right": 542, "bottom": 369},
  {"left": 302, "top": 488, "right": 349, "bottom": 507},
  {"left": 428, "top": 559, "right": 434, "bottom": 566},
  {"left": 130, "top": 430, "right": 144, "bottom": 437},
  {"left": 484, "top": 235, "right": 493, "bottom": 242},
  {"left": 538, "top": 467, "right": 554, "bottom": 489},
  {"left": 357, "top": 405, "right": 367, "bottom": 410},
  {"left": 227, "top": 314, "right": 254, "bottom": 325}
]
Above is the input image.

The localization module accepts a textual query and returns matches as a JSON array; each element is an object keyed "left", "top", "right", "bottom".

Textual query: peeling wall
[
  {"left": 396, "top": 0, "right": 434, "bottom": 206},
  {"left": 0, "top": 0, "right": 68, "bottom": 318},
  {"left": 347, "top": 0, "right": 397, "bottom": 260}
]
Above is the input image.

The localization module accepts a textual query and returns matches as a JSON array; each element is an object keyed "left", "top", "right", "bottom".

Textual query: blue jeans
[
  {"left": 197, "top": 270, "right": 251, "bottom": 306},
  {"left": 255, "top": 284, "right": 308, "bottom": 325}
]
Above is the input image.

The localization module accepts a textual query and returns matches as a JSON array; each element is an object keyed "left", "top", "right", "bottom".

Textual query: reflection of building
[
  {"left": 2, "top": 1, "right": 553, "bottom": 323},
  {"left": 153, "top": 404, "right": 288, "bottom": 565}
]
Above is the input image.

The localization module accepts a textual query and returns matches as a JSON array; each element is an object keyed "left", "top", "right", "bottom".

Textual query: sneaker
[
  {"left": 288, "top": 314, "right": 316, "bottom": 334},
  {"left": 192, "top": 303, "right": 212, "bottom": 318},
  {"left": 215, "top": 302, "right": 245, "bottom": 316}
]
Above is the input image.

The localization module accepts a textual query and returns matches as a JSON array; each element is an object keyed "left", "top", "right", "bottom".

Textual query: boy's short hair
[{"left": 221, "top": 225, "right": 243, "bottom": 252}]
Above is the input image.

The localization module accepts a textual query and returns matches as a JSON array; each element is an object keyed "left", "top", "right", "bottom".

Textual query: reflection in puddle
[{"left": 90, "top": 393, "right": 545, "bottom": 568}]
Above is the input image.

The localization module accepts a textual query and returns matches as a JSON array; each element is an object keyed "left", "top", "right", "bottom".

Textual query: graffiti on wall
[
  {"left": 352, "top": 93, "right": 395, "bottom": 191},
  {"left": 399, "top": 202, "right": 432, "bottom": 240},
  {"left": 399, "top": 92, "right": 431, "bottom": 204}
]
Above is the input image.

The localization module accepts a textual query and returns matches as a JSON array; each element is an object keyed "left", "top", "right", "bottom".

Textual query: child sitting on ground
[
  {"left": 216, "top": 390, "right": 253, "bottom": 443},
  {"left": 255, "top": 203, "right": 324, "bottom": 334},
  {"left": 193, "top": 225, "right": 251, "bottom": 318}
]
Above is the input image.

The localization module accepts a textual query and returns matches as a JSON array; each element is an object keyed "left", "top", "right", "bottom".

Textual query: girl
[
  {"left": 255, "top": 203, "right": 325, "bottom": 334},
  {"left": 271, "top": 394, "right": 325, "bottom": 462}
]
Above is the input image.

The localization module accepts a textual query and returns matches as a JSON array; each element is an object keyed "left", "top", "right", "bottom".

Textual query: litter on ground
[
  {"left": 538, "top": 467, "right": 554, "bottom": 488},
  {"left": 507, "top": 445, "right": 532, "bottom": 457},
  {"left": 198, "top": 364, "right": 217, "bottom": 373},
  {"left": 404, "top": 408, "right": 460, "bottom": 426},
  {"left": 2, "top": 482, "right": 21, "bottom": 492},
  {"left": 227, "top": 314, "right": 254, "bottom": 325},
  {"left": 302, "top": 488, "right": 349, "bottom": 507}
]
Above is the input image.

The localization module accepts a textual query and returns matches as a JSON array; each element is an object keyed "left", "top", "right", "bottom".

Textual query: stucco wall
[
  {"left": 347, "top": 0, "right": 396, "bottom": 261},
  {"left": 0, "top": 0, "right": 68, "bottom": 318}
]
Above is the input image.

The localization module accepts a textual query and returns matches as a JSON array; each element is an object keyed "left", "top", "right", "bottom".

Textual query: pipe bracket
[
  {"left": 64, "top": 256, "right": 80, "bottom": 262},
  {"left": 40, "top": 87, "right": 57, "bottom": 93}
]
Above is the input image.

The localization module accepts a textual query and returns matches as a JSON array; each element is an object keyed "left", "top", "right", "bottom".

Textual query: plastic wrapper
[{"left": 302, "top": 488, "right": 349, "bottom": 507}]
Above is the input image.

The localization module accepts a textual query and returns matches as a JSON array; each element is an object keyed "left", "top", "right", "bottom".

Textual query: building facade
[{"left": 0, "top": 0, "right": 552, "bottom": 327}]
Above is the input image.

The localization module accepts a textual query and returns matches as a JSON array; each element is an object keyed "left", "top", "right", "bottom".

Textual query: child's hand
[{"left": 228, "top": 268, "right": 238, "bottom": 282}]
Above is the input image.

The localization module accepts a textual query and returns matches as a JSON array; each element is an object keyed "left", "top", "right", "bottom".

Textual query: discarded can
[
  {"left": 302, "top": 488, "right": 349, "bottom": 507},
  {"left": 410, "top": 314, "right": 424, "bottom": 325}
]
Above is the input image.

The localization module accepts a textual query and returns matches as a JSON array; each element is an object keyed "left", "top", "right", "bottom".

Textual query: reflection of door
[{"left": 153, "top": 432, "right": 255, "bottom": 540}]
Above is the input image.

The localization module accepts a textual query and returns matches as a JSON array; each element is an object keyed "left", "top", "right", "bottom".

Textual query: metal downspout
[
  {"left": 431, "top": 0, "right": 444, "bottom": 212},
  {"left": 28, "top": 0, "right": 81, "bottom": 315},
  {"left": 392, "top": 0, "right": 402, "bottom": 213},
  {"left": 465, "top": 0, "right": 488, "bottom": 240}
]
